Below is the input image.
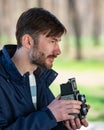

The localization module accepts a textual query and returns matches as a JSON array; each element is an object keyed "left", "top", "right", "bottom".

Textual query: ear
[{"left": 21, "top": 34, "right": 34, "bottom": 49}]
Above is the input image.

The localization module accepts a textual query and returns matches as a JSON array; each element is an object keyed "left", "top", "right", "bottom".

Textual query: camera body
[{"left": 60, "top": 78, "right": 88, "bottom": 119}]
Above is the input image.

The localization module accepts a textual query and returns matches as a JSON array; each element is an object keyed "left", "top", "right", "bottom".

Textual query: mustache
[{"left": 47, "top": 54, "right": 57, "bottom": 58}]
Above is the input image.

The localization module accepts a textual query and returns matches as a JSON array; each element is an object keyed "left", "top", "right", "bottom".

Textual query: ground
[{"left": 54, "top": 70, "right": 104, "bottom": 87}]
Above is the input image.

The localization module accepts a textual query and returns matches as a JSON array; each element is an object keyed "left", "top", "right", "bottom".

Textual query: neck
[{"left": 12, "top": 48, "right": 37, "bottom": 75}]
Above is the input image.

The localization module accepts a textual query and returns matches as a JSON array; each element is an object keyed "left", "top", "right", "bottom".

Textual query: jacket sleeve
[
  {"left": 44, "top": 87, "right": 68, "bottom": 130},
  {"left": 0, "top": 107, "right": 57, "bottom": 130},
  {"left": 52, "top": 122, "right": 68, "bottom": 130},
  {"left": 0, "top": 85, "right": 57, "bottom": 130}
]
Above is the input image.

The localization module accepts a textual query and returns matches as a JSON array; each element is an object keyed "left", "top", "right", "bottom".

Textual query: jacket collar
[
  {"left": 0, "top": 45, "right": 23, "bottom": 82},
  {"left": 0, "top": 44, "right": 58, "bottom": 85}
]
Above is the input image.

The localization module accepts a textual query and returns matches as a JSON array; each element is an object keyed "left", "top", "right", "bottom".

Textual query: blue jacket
[{"left": 0, "top": 45, "right": 67, "bottom": 130}]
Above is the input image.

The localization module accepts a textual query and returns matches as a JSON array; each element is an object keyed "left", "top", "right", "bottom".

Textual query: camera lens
[
  {"left": 78, "top": 94, "right": 86, "bottom": 103},
  {"left": 81, "top": 104, "right": 88, "bottom": 116}
]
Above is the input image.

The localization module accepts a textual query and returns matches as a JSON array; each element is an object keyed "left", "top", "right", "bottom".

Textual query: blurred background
[{"left": 0, "top": 0, "right": 104, "bottom": 128}]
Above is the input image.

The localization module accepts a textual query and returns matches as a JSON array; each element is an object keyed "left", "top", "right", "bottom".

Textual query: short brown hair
[{"left": 16, "top": 7, "right": 67, "bottom": 48}]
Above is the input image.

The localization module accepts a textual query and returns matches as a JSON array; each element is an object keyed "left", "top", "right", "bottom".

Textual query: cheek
[
  {"left": 38, "top": 42, "right": 53, "bottom": 55},
  {"left": 40, "top": 46, "right": 51, "bottom": 55}
]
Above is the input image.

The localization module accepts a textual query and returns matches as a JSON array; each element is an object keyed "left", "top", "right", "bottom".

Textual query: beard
[{"left": 29, "top": 48, "right": 56, "bottom": 69}]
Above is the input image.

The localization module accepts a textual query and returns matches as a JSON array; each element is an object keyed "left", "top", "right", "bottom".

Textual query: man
[{"left": 0, "top": 8, "right": 89, "bottom": 130}]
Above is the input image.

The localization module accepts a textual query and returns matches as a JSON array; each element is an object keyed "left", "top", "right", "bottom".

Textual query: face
[{"left": 29, "top": 34, "right": 61, "bottom": 69}]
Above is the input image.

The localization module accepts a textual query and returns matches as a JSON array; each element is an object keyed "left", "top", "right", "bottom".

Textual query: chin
[
  {"left": 46, "top": 64, "right": 53, "bottom": 69},
  {"left": 39, "top": 64, "right": 52, "bottom": 70}
]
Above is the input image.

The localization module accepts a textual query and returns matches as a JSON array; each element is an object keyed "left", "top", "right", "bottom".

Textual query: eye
[
  {"left": 50, "top": 40, "right": 56, "bottom": 44},
  {"left": 51, "top": 40, "right": 55, "bottom": 43}
]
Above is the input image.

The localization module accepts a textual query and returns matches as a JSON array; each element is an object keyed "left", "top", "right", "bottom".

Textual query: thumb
[{"left": 56, "top": 94, "right": 61, "bottom": 100}]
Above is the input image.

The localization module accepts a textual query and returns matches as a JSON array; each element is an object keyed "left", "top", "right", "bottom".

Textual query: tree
[
  {"left": 93, "top": 0, "right": 102, "bottom": 46},
  {"left": 68, "top": 0, "right": 82, "bottom": 60}
]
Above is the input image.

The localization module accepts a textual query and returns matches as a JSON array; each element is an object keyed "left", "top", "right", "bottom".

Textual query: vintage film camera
[{"left": 60, "top": 78, "right": 88, "bottom": 119}]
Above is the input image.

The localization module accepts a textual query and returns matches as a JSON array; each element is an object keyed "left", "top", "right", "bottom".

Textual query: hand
[
  {"left": 48, "top": 97, "right": 82, "bottom": 122},
  {"left": 63, "top": 104, "right": 90, "bottom": 130},
  {"left": 63, "top": 118, "right": 89, "bottom": 130}
]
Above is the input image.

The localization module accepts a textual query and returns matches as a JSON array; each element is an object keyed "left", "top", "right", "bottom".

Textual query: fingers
[
  {"left": 70, "top": 119, "right": 77, "bottom": 130},
  {"left": 63, "top": 118, "right": 89, "bottom": 130},
  {"left": 61, "top": 100, "right": 82, "bottom": 105},
  {"left": 64, "top": 108, "right": 80, "bottom": 115},
  {"left": 67, "top": 119, "right": 81, "bottom": 130},
  {"left": 63, "top": 119, "right": 81, "bottom": 130},
  {"left": 48, "top": 99, "right": 82, "bottom": 122},
  {"left": 75, "top": 118, "right": 82, "bottom": 129},
  {"left": 57, "top": 100, "right": 81, "bottom": 116},
  {"left": 81, "top": 118, "right": 89, "bottom": 127},
  {"left": 63, "top": 120, "right": 73, "bottom": 130},
  {"left": 69, "top": 118, "right": 89, "bottom": 129},
  {"left": 59, "top": 100, "right": 82, "bottom": 114},
  {"left": 87, "top": 104, "right": 91, "bottom": 110},
  {"left": 63, "top": 114, "right": 75, "bottom": 120}
]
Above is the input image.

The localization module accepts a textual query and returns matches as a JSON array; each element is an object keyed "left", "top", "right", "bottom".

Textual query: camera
[{"left": 60, "top": 78, "right": 88, "bottom": 119}]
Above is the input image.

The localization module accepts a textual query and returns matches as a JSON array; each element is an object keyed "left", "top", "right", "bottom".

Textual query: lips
[
  {"left": 48, "top": 55, "right": 57, "bottom": 59},
  {"left": 47, "top": 55, "right": 56, "bottom": 63},
  {"left": 49, "top": 57, "right": 54, "bottom": 63}
]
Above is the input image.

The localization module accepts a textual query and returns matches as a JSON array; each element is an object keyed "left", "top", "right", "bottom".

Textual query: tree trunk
[{"left": 68, "top": 0, "right": 82, "bottom": 60}]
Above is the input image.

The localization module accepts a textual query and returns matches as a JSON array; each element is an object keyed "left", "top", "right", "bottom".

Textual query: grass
[
  {"left": 78, "top": 85, "right": 104, "bottom": 121},
  {"left": 50, "top": 58, "right": 104, "bottom": 122},
  {"left": 53, "top": 58, "right": 104, "bottom": 71}
]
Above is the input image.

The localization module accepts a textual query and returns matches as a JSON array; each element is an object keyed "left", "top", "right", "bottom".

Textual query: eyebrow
[{"left": 52, "top": 37, "right": 61, "bottom": 42}]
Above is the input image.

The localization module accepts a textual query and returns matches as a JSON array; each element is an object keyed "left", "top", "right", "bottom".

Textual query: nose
[{"left": 54, "top": 43, "right": 61, "bottom": 56}]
